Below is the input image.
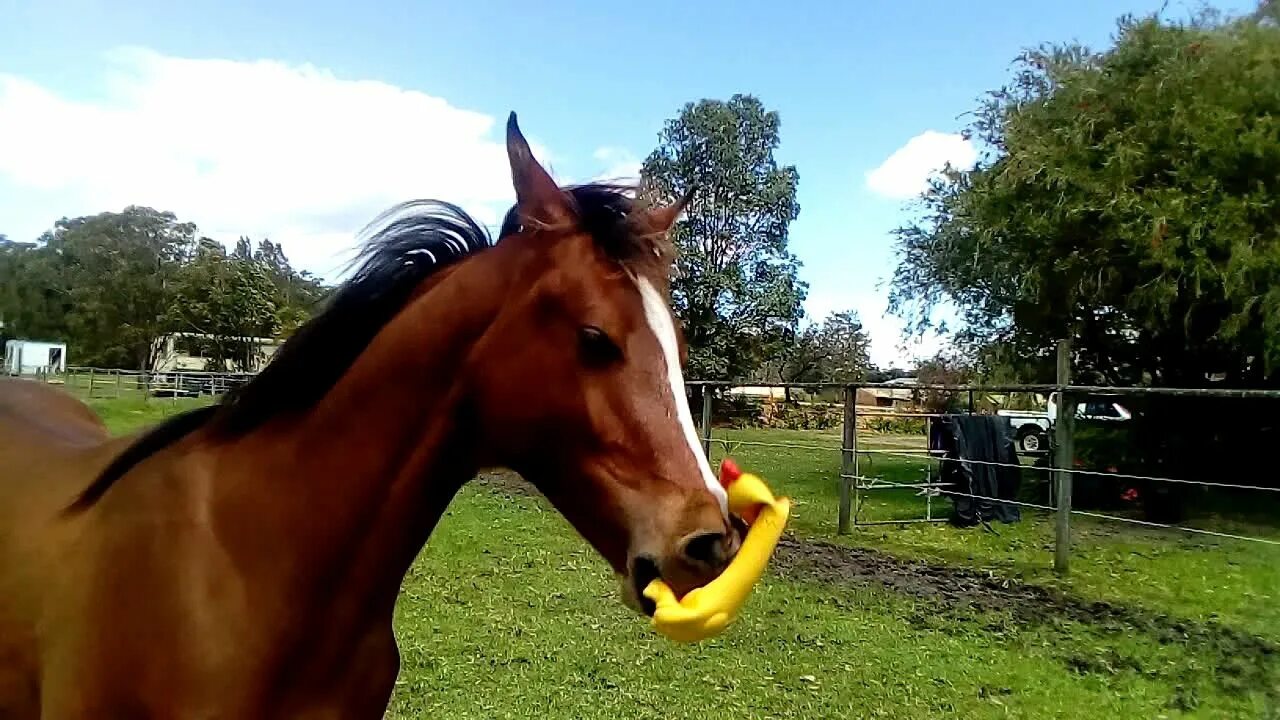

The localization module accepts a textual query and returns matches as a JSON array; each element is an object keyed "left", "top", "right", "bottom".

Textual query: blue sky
[{"left": 0, "top": 0, "right": 1255, "bottom": 366}]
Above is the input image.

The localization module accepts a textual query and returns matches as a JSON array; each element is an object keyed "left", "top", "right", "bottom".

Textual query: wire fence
[
  {"left": 860, "top": 446, "right": 1280, "bottom": 494},
  {"left": 32, "top": 366, "right": 252, "bottom": 402},
  {"left": 691, "top": 365, "right": 1280, "bottom": 573},
  {"left": 14, "top": 360, "right": 1280, "bottom": 570},
  {"left": 851, "top": 447, "right": 1280, "bottom": 546}
]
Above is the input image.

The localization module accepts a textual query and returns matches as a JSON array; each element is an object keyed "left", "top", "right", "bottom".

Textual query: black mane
[
  {"left": 211, "top": 200, "right": 494, "bottom": 438},
  {"left": 68, "top": 184, "right": 649, "bottom": 511}
]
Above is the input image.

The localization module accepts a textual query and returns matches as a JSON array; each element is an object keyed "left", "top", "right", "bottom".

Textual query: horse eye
[{"left": 578, "top": 326, "right": 621, "bottom": 366}]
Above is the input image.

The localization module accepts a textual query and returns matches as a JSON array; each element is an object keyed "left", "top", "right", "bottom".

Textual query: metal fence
[
  {"left": 689, "top": 346, "right": 1280, "bottom": 575},
  {"left": 23, "top": 353, "right": 1280, "bottom": 576}
]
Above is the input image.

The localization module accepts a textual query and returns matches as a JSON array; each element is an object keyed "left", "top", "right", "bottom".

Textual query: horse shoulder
[{"left": 0, "top": 378, "right": 108, "bottom": 448}]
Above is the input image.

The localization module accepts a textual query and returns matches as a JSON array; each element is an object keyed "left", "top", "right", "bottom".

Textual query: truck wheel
[{"left": 1019, "top": 430, "right": 1047, "bottom": 454}]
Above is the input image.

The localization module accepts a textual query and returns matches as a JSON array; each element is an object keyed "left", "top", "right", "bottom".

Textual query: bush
[
  {"left": 710, "top": 393, "right": 765, "bottom": 428},
  {"left": 756, "top": 400, "right": 842, "bottom": 430},
  {"left": 861, "top": 416, "right": 926, "bottom": 435}
]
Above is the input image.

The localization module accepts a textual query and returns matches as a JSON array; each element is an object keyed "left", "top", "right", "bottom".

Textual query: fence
[
  {"left": 22, "top": 356, "right": 1280, "bottom": 576},
  {"left": 45, "top": 366, "right": 253, "bottom": 402},
  {"left": 689, "top": 345, "right": 1280, "bottom": 576}
]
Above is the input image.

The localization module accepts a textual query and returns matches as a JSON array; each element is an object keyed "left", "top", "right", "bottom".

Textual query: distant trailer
[{"left": 3, "top": 339, "right": 68, "bottom": 376}]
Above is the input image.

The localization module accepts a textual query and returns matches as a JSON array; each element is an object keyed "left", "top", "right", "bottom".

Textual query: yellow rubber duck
[{"left": 643, "top": 458, "right": 791, "bottom": 643}]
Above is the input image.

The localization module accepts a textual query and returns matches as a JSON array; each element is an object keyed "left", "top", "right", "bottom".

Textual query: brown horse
[{"left": 0, "top": 114, "right": 742, "bottom": 718}]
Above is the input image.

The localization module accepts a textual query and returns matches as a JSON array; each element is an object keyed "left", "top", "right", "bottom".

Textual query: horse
[{"left": 0, "top": 113, "right": 744, "bottom": 719}]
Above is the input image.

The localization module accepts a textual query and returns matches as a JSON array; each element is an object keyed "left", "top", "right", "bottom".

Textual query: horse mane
[
  {"left": 499, "top": 183, "right": 673, "bottom": 278},
  {"left": 67, "top": 183, "right": 663, "bottom": 512}
]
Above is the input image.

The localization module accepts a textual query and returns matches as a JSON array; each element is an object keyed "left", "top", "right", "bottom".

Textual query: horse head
[{"left": 464, "top": 114, "right": 742, "bottom": 614}]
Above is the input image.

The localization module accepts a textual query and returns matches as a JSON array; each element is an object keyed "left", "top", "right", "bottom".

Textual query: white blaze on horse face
[{"left": 634, "top": 275, "right": 729, "bottom": 516}]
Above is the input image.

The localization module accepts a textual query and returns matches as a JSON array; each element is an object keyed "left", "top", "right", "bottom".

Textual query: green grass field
[{"left": 88, "top": 395, "right": 1280, "bottom": 718}]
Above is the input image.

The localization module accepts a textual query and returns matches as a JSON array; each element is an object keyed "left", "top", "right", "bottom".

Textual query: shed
[
  {"left": 726, "top": 385, "right": 788, "bottom": 400},
  {"left": 3, "top": 339, "right": 68, "bottom": 376}
]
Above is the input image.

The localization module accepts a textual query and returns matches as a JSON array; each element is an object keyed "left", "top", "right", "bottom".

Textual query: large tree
[
  {"left": 170, "top": 238, "right": 281, "bottom": 372},
  {"left": 889, "top": 7, "right": 1280, "bottom": 388},
  {"left": 1, "top": 211, "right": 328, "bottom": 372},
  {"left": 1, "top": 246, "right": 64, "bottom": 344},
  {"left": 251, "top": 238, "right": 327, "bottom": 336},
  {"left": 641, "top": 94, "right": 806, "bottom": 380},
  {"left": 776, "top": 310, "right": 872, "bottom": 386},
  {"left": 19, "top": 207, "right": 198, "bottom": 369}
]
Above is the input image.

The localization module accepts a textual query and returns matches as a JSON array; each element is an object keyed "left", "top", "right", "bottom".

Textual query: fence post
[
  {"left": 1054, "top": 340, "right": 1076, "bottom": 575},
  {"left": 115, "top": 370, "right": 122, "bottom": 398},
  {"left": 700, "top": 386, "right": 713, "bottom": 458},
  {"left": 838, "top": 385, "right": 857, "bottom": 534},
  {"left": 87, "top": 367, "right": 96, "bottom": 398}
]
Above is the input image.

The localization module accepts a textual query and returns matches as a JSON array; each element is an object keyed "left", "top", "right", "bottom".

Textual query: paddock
[{"left": 59, "top": 381, "right": 1280, "bottom": 719}]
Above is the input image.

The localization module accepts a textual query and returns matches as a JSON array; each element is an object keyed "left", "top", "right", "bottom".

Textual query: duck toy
[{"left": 643, "top": 458, "right": 791, "bottom": 643}]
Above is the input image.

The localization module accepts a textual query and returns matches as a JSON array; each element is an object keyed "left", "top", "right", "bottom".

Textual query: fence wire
[
  {"left": 700, "top": 430, "right": 1280, "bottom": 549},
  {"left": 846, "top": 474, "right": 1059, "bottom": 513},
  {"left": 705, "top": 437, "right": 843, "bottom": 453},
  {"left": 857, "top": 446, "right": 1280, "bottom": 494},
  {"left": 848, "top": 472, "right": 1280, "bottom": 546},
  {"left": 41, "top": 371, "right": 1280, "bottom": 551},
  {"left": 1068, "top": 509, "right": 1280, "bottom": 546}
]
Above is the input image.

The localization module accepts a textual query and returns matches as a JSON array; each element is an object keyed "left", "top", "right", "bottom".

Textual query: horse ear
[
  {"left": 506, "top": 113, "right": 571, "bottom": 228},
  {"left": 642, "top": 187, "right": 694, "bottom": 234}
]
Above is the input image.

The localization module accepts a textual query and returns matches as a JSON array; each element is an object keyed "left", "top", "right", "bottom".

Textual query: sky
[{"left": 0, "top": 0, "right": 1256, "bottom": 367}]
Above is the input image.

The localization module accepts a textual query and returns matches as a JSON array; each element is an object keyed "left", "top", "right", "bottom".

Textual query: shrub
[
  {"left": 862, "top": 416, "right": 926, "bottom": 435},
  {"left": 756, "top": 400, "right": 842, "bottom": 430}
]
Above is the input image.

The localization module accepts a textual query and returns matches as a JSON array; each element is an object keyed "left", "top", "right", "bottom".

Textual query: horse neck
[{"left": 205, "top": 247, "right": 519, "bottom": 619}]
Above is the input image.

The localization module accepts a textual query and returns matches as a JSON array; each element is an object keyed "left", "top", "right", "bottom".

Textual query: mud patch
[
  {"left": 774, "top": 534, "right": 1278, "bottom": 704},
  {"left": 470, "top": 470, "right": 539, "bottom": 497},
  {"left": 469, "top": 469, "right": 1278, "bottom": 706}
]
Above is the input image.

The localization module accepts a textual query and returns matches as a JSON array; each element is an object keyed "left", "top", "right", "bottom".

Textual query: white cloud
[
  {"left": 865, "top": 130, "right": 977, "bottom": 201},
  {"left": 591, "top": 146, "right": 641, "bottom": 183},
  {"left": 0, "top": 47, "right": 557, "bottom": 277}
]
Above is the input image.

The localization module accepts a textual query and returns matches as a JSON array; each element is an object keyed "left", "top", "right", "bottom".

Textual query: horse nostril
[{"left": 681, "top": 531, "right": 728, "bottom": 568}]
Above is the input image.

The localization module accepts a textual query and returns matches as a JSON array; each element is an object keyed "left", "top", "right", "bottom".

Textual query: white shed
[{"left": 3, "top": 339, "right": 68, "bottom": 376}]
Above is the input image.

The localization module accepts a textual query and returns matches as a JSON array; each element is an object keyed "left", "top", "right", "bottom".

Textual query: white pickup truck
[{"left": 998, "top": 392, "right": 1132, "bottom": 453}]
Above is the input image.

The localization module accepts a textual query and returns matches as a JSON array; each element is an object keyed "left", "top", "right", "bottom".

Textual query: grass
[
  {"left": 83, "top": 396, "right": 1280, "bottom": 718},
  {"left": 389, "top": 488, "right": 1275, "bottom": 719},
  {"left": 84, "top": 394, "right": 210, "bottom": 432},
  {"left": 707, "top": 427, "right": 1280, "bottom": 639}
]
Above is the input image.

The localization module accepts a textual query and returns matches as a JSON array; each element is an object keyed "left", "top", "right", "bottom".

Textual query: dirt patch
[
  {"left": 774, "top": 534, "right": 1278, "bottom": 705},
  {"left": 774, "top": 534, "right": 1272, "bottom": 647},
  {"left": 469, "top": 469, "right": 1278, "bottom": 705},
  {"left": 470, "top": 470, "right": 539, "bottom": 497}
]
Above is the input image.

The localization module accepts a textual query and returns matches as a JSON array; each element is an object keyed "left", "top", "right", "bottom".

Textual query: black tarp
[{"left": 930, "top": 415, "right": 1023, "bottom": 526}]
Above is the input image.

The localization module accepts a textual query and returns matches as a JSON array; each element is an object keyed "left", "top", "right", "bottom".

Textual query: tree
[
  {"left": 2, "top": 210, "right": 327, "bottom": 372},
  {"left": 171, "top": 238, "right": 281, "bottom": 372},
  {"left": 814, "top": 311, "right": 872, "bottom": 382},
  {"left": 777, "top": 311, "right": 872, "bottom": 384},
  {"left": 0, "top": 236, "right": 66, "bottom": 344},
  {"left": 889, "top": 8, "right": 1280, "bottom": 388},
  {"left": 252, "top": 238, "right": 327, "bottom": 336},
  {"left": 28, "top": 207, "right": 198, "bottom": 369},
  {"left": 764, "top": 310, "right": 871, "bottom": 401},
  {"left": 1254, "top": 0, "right": 1277, "bottom": 23},
  {"left": 641, "top": 94, "right": 807, "bottom": 380},
  {"left": 865, "top": 367, "right": 913, "bottom": 384},
  {"left": 914, "top": 352, "right": 976, "bottom": 412}
]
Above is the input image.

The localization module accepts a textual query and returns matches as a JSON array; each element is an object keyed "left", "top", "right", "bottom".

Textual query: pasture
[{"left": 92, "top": 396, "right": 1280, "bottom": 718}]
